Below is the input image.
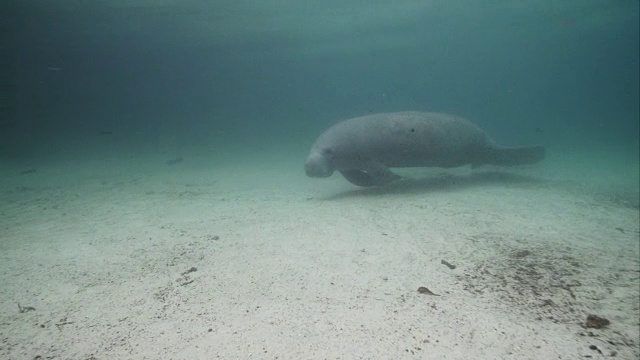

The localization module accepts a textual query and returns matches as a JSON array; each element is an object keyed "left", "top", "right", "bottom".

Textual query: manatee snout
[{"left": 305, "top": 152, "right": 334, "bottom": 178}]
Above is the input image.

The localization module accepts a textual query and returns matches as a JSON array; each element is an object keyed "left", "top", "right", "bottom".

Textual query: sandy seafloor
[{"left": 0, "top": 140, "right": 638, "bottom": 360}]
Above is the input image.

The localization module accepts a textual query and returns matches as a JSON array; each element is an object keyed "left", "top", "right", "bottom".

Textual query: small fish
[
  {"left": 166, "top": 157, "right": 184, "bottom": 165},
  {"left": 417, "top": 287, "right": 440, "bottom": 296}
]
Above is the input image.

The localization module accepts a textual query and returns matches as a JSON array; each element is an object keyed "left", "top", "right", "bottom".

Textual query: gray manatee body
[{"left": 304, "top": 111, "right": 545, "bottom": 187}]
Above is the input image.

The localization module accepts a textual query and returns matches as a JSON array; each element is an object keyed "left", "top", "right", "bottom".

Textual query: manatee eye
[{"left": 322, "top": 148, "right": 335, "bottom": 159}]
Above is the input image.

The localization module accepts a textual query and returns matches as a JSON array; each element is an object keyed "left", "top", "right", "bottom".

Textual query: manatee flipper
[
  {"left": 339, "top": 163, "right": 402, "bottom": 187},
  {"left": 339, "top": 170, "right": 375, "bottom": 187},
  {"left": 483, "top": 145, "right": 546, "bottom": 166}
]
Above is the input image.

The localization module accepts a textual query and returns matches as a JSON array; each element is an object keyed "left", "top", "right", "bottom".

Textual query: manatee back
[{"left": 317, "top": 112, "right": 493, "bottom": 168}]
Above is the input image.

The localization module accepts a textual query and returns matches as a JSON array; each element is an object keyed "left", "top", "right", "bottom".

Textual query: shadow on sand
[
  {"left": 322, "top": 170, "right": 639, "bottom": 210},
  {"left": 323, "top": 170, "right": 548, "bottom": 200}
]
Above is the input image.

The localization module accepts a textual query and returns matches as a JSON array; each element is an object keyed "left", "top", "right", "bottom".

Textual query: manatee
[{"left": 304, "top": 111, "right": 545, "bottom": 187}]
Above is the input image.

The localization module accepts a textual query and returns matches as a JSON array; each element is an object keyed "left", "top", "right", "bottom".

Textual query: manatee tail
[{"left": 483, "top": 145, "right": 546, "bottom": 166}]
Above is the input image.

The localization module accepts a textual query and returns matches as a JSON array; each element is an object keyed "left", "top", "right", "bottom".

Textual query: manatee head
[{"left": 304, "top": 147, "right": 336, "bottom": 177}]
